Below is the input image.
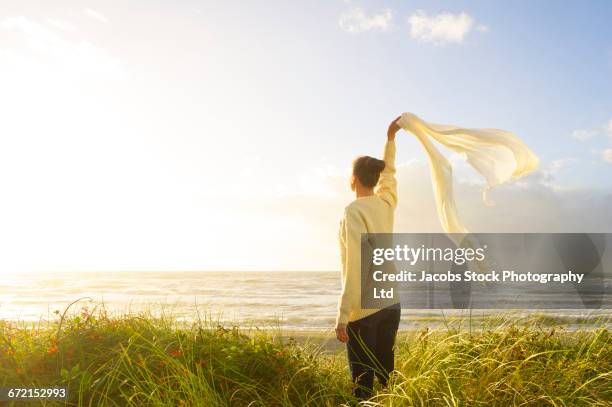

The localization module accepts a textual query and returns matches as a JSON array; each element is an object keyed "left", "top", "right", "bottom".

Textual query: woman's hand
[
  {"left": 336, "top": 323, "right": 349, "bottom": 343},
  {"left": 387, "top": 115, "right": 402, "bottom": 140}
]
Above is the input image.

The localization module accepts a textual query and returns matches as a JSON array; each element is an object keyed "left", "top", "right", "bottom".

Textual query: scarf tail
[{"left": 397, "top": 112, "right": 538, "bottom": 234}]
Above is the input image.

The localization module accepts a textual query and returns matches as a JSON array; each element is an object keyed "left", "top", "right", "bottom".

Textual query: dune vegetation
[{"left": 0, "top": 303, "right": 610, "bottom": 406}]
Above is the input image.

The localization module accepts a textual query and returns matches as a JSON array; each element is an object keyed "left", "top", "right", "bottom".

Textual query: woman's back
[{"left": 337, "top": 139, "right": 397, "bottom": 325}]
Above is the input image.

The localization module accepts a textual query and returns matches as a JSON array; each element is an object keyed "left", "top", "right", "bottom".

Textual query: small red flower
[{"left": 47, "top": 345, "right": 59, "bottom": 354}]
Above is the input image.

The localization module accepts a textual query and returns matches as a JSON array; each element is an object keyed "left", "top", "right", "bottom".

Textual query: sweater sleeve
[
  {"left": 336, "top": 207, "right": 367, "bottom": 325},
  {"left": 375, "top": 140, "right": 397, "bottom": 208}
]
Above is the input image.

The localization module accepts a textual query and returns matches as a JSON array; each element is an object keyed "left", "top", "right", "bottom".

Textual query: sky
[{"left": 0, "top": 0, "right": 611, "bottom": 273}]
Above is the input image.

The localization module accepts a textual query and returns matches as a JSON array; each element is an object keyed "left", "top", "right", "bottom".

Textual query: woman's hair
[{"left": 352, "top": 156, "right": 385, "bottom": 188}]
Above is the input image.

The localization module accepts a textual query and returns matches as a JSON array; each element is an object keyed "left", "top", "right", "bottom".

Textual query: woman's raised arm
[{"left": 375, "top": 117, "right": 401, "bottom": 208}]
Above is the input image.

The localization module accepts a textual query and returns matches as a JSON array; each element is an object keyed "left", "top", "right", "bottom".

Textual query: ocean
[{"left": 0, "top": 271, "right": 608, "bottom": 330}]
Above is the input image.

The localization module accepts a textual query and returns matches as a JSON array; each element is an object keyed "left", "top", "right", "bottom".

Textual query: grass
[{"left": 0, "top": 303, "right": 610, "bottom": 406}]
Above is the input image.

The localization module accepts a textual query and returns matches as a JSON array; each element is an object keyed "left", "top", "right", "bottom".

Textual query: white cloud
[
  {"left": 0, "top": 16, "right": 122, "bottom": 79},
  {"left": 571, "top": 119, "right": 612, "bottom": 164},
  {"left": 539, "top": 158, "right": 576, "bottom": 188},
  {"left": 46, "top": 18, "right": 78, "bottom": 33},
  {"left": 547, "top": 158, "right": 575, "bottom": 172},
  {"left": 339, "top": 8, "right": 393, "bottom": 33},
  {"left": 408, "top": 10, "right": 480, "bottom": 45},
  {"left": 571, "top": 118, "right": 612, "bottom": 142},
  {"left": 571, "top": 129, "right": 597, "bottom": 141},
  {"left": 84, "top": 8, "right": 108, "bottom": 24}
]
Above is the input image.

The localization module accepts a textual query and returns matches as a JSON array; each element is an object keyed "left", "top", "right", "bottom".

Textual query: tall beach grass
[{"left": 0, "top": 302, "right": 610, "bottom": 406}]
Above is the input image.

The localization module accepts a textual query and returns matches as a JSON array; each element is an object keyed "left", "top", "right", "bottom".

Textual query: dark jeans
[{"left": 346, "top": 304, "right": 401, "bottom": 399}]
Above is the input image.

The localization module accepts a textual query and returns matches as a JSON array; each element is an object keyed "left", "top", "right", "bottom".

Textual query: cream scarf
[{"left": 396, "top": 112, "right": 539, "bottom": 233}]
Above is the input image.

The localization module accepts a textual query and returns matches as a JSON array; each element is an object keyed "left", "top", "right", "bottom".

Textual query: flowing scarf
[{"left": 396, "top": 112, "right": 539, "bottom": 234}]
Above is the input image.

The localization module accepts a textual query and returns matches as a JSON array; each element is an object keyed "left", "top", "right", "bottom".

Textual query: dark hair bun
[
  {"left": 352, "top": 156, "right": 386, "bottom": 188},
  {"left": 366, "top": 157, "right": 386, "bottom": 173}
]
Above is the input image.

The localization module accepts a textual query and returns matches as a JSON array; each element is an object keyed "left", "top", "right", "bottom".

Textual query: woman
[{"left": 335, "top": 116, "right": 402, "bottom": 399}]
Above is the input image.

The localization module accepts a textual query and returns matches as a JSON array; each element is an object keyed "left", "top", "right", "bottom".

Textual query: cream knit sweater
[{"left": 336, "top": 140, "right": 397, "bottom": 325}]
